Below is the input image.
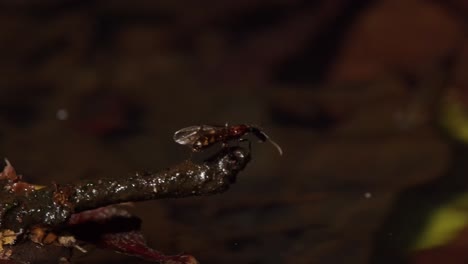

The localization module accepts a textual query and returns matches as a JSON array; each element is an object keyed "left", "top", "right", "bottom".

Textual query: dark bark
[{"left": 0, "top": 146, "right": 250, "bottom": 232}]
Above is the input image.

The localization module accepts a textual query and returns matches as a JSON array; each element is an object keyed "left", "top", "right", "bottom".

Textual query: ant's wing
[
  {"left": 173, "top": 126, "right": 202, "bottom": 145},
  {"left": 173, "top": 125, "right": 218, "bottom": 145}
]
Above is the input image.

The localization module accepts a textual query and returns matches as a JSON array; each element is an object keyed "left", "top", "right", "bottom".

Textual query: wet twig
[
  {"left": 0, "top": 146, "right": 251, "bottom": 263},
  {"left": 1, "top": 146, "right": 250, "bottom": 230}
]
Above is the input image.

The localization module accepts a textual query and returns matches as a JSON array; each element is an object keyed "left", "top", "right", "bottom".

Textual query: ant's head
[{"left": 249, "top": 127, "right": 268, "bottom": 142}]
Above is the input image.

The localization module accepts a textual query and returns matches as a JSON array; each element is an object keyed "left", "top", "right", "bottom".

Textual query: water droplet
[{"left": 56, "top": 109, "right": 69, "bottom": 121}]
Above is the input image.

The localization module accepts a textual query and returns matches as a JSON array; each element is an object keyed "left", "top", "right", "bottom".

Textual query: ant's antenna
[
  {"left": 264, "top": 135, "right": 283, "bottom": 156},
  {"left": 251, "top": 128, "right": 283, "bottom": 155}
]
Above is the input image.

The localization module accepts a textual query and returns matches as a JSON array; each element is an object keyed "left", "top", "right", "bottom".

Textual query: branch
[{"left": 0, "top": 146, "right": 250, "bottom": 232}]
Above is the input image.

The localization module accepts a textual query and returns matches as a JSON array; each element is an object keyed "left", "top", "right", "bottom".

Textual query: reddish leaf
[
  {"left": 100, "top": 230, "right": 198, "bottom": 264},
  {"left": 68, "top": 205, "right": 132, "bottom": 225},
  {"left": 68, "top": 206, "right": 198, "bottom": 264}
]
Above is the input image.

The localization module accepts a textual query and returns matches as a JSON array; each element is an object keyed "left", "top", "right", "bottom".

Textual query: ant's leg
[
  {"left": 188, "top": 147, "right": 202, "bottom": 160},
  {"left": 221, "top": 141, "right": 230, "bottom": 149},
  {"left": 238, "top": 138, "right": 252, "bottom": 154}
]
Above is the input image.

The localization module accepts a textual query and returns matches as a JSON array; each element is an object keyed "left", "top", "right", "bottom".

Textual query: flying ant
[{"left": 173, "top": 124, "right": 283, "bottom": 155}]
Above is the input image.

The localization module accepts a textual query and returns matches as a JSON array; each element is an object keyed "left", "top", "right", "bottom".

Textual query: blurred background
[{"left": 1, "top": 0, "right": 468, "bottom": 263}]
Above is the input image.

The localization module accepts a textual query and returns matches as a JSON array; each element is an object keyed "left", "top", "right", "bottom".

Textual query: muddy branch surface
[{"left": 0, "top": 146, "right": 250, "bottom": 263}]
